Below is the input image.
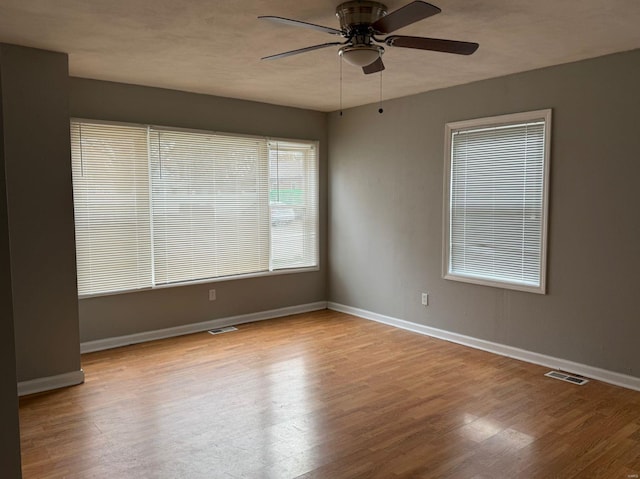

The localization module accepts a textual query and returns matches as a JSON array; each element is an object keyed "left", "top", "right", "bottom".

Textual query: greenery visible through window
[
  {"left": 70, "top": 120, "right": 318, "bottom": 296},
  {"left": 443, "top": 110, "right": 551, "bottom": 294}
]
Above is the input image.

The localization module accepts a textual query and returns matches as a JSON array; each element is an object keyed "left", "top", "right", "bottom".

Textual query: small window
[{"left": 443, "top": 109, "right": 552, "bottom": 293}]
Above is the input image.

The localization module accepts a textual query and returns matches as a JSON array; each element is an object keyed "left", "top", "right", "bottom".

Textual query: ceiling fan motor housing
[{"left": 336, "top": 1, "right": 388, "bottom": 36}]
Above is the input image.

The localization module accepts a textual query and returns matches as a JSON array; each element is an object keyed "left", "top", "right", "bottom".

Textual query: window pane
[
  {"left": 445, "top": 111, "right": 550, "bottom": 292},
  {"left": 269, "top": 141, "right": 318, "bottom": 270},
  {"left": 149, "top": 129, "right": 270, "bottom": 284},
  {"left": 70, "top": 122, "right": 152, "bottom": 295}
]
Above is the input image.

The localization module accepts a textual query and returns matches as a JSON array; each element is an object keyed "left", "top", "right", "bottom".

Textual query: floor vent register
[
  {"left": 545, "top": 370, "right": 589, "bottom": 385},
  {"left": 208, "top": 326, "right": 238, "bottom": 335}
]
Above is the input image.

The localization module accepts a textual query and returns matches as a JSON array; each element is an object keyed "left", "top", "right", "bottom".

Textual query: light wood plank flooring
[{"left": 19, "top": 310, "right": 640, "bottom": 478}]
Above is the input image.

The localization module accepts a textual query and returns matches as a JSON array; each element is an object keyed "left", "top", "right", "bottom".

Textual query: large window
[
  {"left": 443, "top": 110, "right": 551, "bottom": 293},
  {"left": 70, "top": 120, "right": 318, "bottom": 296}
]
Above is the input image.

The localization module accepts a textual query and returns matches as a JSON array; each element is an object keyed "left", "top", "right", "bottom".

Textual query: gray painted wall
[
  {"left": 0, "top": 48, "right": 23, "bottom": 478},
  {"left": 328, "top": 49, "right": 640, "bottom": 377},
  {"left": 69, "top": 79, "right": 328, "bottom": 342},
  {"left": 1, "top": 44, "right": 81, "bottom": 383}
]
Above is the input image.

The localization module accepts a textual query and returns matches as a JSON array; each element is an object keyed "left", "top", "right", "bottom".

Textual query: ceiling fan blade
[
  {"left": 258, "top": 16, "right": 343, "bottom": 36},
  {"left": 261, "top": 42, "right": 343, "bottom": 61},
  {"left": 386, "top": 35, "right": 479, "bottom": 55},
  {"left": 371, "top": 1, "right": 441, "bottom": 34},
  {"left": 362, "top": 57, "right": 385, "bottom": 74}
]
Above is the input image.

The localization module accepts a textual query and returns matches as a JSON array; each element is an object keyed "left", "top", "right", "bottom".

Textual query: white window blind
[
  {"left": 444, "top": 110, "right": 551, "bottom": 293},
  {"left": 149, "top": 129, "right": 270, "bottom": 285},
  {"left": 70, "top": 122, "right": 152, "bottom": 296},
  {"left": 70, "top": 120, "right": 319, "bottom": 297},
  {"left": 269, "top": 141, "right": 318, "bottom": 270}
]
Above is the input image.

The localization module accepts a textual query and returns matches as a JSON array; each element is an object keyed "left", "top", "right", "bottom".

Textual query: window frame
[
  {"left": 442, "top": 109, "right": 552, "bottom": 294},
  {"left": 71, "top": 118, "right": 320, "bottom": 299}
]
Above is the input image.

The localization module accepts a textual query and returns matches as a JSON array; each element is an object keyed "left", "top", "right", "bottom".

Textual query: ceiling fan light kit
[
  {"left": 339, "top": 44, "right": 384, "bottom": 67},
  {"left": 259, "top": 0, "right": 479, "bottom": 74}
]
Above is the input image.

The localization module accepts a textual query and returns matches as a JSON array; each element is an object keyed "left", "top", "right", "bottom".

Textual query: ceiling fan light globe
[{"left": 339, "top": 45, "right": 383, "bottom": 67}]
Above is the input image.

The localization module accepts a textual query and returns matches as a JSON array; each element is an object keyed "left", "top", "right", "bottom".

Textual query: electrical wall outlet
[
  {"left": 208, "top": 289, "right": 216, "bottom": 301},
  {"left": 421, "top": 292, "right": 429, "bottom": 306}
]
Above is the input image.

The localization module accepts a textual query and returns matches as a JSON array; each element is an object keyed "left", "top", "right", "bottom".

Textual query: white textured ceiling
[{"left": 0, "top": 0, "right": 639, "bottom": 112}]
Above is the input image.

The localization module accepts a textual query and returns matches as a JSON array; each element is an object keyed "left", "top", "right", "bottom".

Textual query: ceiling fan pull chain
[
  {"left": 340, "top": 55, "right": 344, "bottom": 116},
  {"left": 378, "top": 69, "right": 384, "bottom": 114}
]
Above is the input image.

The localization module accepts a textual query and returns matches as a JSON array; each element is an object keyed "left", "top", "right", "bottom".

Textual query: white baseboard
[
  {"left": 18, "top": 369, "right": 85, "bottom": 397},
  {"left": 81, "top": 301, "right": 328, "bottom": 354},
  {"left": 328, "top": 302, "right": 640, "bottom": 392}
]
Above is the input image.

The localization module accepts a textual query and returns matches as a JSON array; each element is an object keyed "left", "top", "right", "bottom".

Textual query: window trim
[
  {"left": 71, "top": 118, "right": 320, "bottom": 299},
  {"left": 79, "top": 265, "right": 320, "bottom": 299},
  {"left": 442, "top": 109, "right": 552, "bottom": 294}
]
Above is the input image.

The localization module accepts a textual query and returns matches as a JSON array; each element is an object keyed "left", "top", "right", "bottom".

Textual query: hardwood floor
[{"left": 19, "top": 310, "right": 640, "bottom": 478}]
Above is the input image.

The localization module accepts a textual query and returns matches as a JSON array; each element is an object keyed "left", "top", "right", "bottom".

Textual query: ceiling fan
[{"left": 259, "top": 0, "right": 479, "bottom": 74}]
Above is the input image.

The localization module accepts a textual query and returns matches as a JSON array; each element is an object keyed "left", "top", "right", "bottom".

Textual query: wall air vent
[
  {"left": 207, "top": 326, "right": 238, "bottom": 335},
  {"left": 545, "top": 370, "right": 589, "bottom": 385}
]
